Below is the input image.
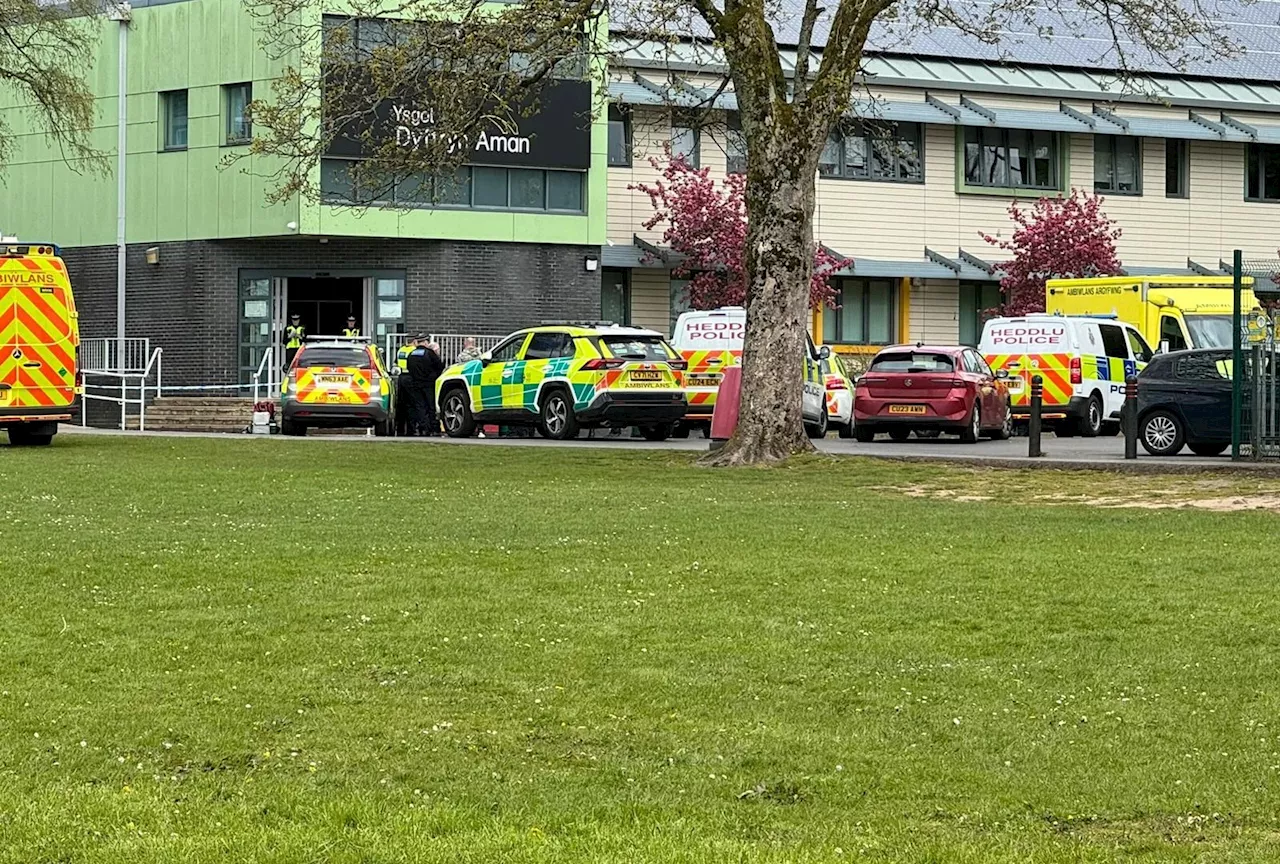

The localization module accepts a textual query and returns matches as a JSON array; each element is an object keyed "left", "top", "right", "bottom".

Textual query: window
[
  {"left": 726, "top": 113, "right": 747, "bottom": 175},
  {"left": 821, "top": 122, "right": 922, "bottom": 183},
  {"left": 608, "top": 105, "right": 631, "bottom": 167},
  {"left": 1160, "top": 315, "right": 1188, "bottom": 352},
  {"left": 224, "top": 83, "right": 252, "bottom": 145},
  {"left": 1094, "top": 135, "right": 1142, "bottom": 195},
  {"left": 823, "top": 278, "right": 896, "bottom": 344},
  {"left": 958, "top": 281, "right": 1002, "bottom": 346},
  {"left": 319, "top": 159, "right": 584, "bottom": 213},
  {"left": 161, "top": 90, "right": 189, "bottom": 151},
  {"left": 1126, "top": 328, "right": 1153, "bottom": 364},
  {"left": 601, "top": 268, "right": 630, "bottom": 325},
  {"left": 600, "top": 334, "right": 672, "bottom": 361},
  {"left": 490, "top": 335, "right": 526, "bottom": 362},
  {"left": 1165, "top": 139, "right": 1188, "bottom": 198},
  {"left": 670, "top": 279, "right": 692, "bottom": 325},
  {"left": 1246, "top": 143, "right": 1280, "bottom": 202},
  {"left": 1098, "top": 324, "right": 1130, "bottom": 359},
  {"left": 1177, "top": 352, "right": 1230, "bottom": 381},
  {"left": 870, "top": 351, "right": 954, "bottom": 372},
  {"left": 671, "top": 111, "right": 699, "bottom": 168},
  {"left": 525, "top": 332, "right": 574, "bottom": 359},
  {"left": 963, "top": 128, "right": 1057, "bottom": 189}
]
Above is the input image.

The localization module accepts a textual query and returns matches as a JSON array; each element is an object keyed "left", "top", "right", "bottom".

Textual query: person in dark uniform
[
  {"left": 406, "top": 340, "right": 445, "bottom": 436},
  {"left": 284, "top": 313, "right": 305, "bottom": 369},
  {"left": 394, "top": 335, "right": 421, "bottom": 436},
  {"left": 343, "top": 316, "right": 360, "bottom": 338}
]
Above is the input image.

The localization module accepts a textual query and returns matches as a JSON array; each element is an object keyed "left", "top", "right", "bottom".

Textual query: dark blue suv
[{"left": 1136, "top": 349, "right": 1232, "bottom": 457}]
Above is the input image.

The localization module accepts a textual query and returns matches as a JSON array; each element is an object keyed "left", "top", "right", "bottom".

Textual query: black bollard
[
  {"left": 1123, "top": 375, "right": 1138, "bottom": 460},
  {"left": 1028, "top": 374, "right": 1044, "bottom": 458}
]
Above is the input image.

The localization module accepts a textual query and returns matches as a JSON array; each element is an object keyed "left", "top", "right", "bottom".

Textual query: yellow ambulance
[
  {"left": 1045, "top": 275, "right": 1261, "bottom": 352},
  {"left": 0, "top": 243, "right": 80, "bottom": 446}
]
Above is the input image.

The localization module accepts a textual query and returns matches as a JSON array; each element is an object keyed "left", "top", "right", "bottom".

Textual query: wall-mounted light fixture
[
  {"left": 145, "top": 246, "right": 160, "bottom": 265},
  {"left": 584, "top": 255, "right": 599, "bottom": 272}
]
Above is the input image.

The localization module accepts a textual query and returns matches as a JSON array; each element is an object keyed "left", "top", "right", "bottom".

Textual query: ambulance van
[
  {"left": 1046, "top": 275, "right": 1260, "bottom": 351},
  {"left": 0, "top": 243, "right": 80, "bottom": 446},
  {"left": 980, "top": 314, "right": 1153, "bottom": 437}
]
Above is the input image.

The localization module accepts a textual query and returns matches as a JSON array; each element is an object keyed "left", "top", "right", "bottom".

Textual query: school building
[{"left": 0, "top": 1, "right": 1278, "bottom": 382}]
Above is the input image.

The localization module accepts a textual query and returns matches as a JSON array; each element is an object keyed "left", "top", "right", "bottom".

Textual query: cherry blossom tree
[
  {"left": 631, "top": 153, "right": 842, "bottom": 312},
  {"left": 983, "top": 190, "right": 1123, "bottom": 317}
]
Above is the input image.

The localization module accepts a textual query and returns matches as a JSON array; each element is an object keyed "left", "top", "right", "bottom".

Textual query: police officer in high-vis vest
[
  {"left": 394, "top": 335, "right": 420, "bottom": 436},
  {"left": 284, "top": 313, "right": 305, "bottom": 368},
  {"left": 343, "top": 316, "right": 360, "bottom": 338}
]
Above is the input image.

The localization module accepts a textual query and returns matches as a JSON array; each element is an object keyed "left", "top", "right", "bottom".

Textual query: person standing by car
[
  {"left": 343, "top": 316, "right": 360, "bottom": 338},
  {"left": 405, "top": 340, "right": 444, "bottom": 436},
  {"left": 456, "top": 337, "right": 482, "bottom": 364}
]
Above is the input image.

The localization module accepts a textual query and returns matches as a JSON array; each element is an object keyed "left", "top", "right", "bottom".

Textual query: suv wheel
[
  {"left": 441, "top": 388, "right": 476, "bottom": 438},
  {"left": 640, "top": 424, "right": 672, "bottom": 442},
  {"left": 539, "top": 389, "right": 580, "bottom": 440},
  {"left": 804, "top": 410, "right": 828, "bottom": 439}
]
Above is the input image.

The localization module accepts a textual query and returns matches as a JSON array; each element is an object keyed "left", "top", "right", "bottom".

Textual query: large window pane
[
  {"left": 868, "top": 280, "right": 894, "bottom": 344},
  {"left": 671, "top": 125, "right": 699, "bottom": 168},
  {"left": 607, "top": 106, "right": 630, "bottom": 167},
  {"left": 727, "top": 114, "right": 747, "bottom": 175},
  {"left": 225, "top": 83, "right": 252, "bottom": 144},
  {"left": 1094, "top": 137, "right": 1114, "bottom": 190},
  {"left": 1031, "top": 131, "right": 1054, "bottom": 186},
  {"left": 980, "top": 127, "right": 1007, "bottom": 186},
  {"left": 395, "top": 172, "right": 430, "bottom": 205},
  {"left": 1006, "top": 130, "right": 1027, "bottom": 187},
  {"left": 1248, "top": 144, "right": 1262, "bottom": 199},
  {"left": 1266, "top": 152, "right": 1280, "bottom": 201},
  {"left": 840, "top": 284, "right": 864, "bottom": 342},
  {"left": 1166, "top": 139, "right": 1188, "bottom": 198},
  {"left": 473, "top": 167, "right": 508, "bottom": 206},
  {"left": 320, "top": 159, "right": 355, "bottom": 202},
  {"left": 162, "top": 90, "right": 188, "bottom": 150},
  {"left": 819, "top": 133, "right": 841, "bottom": 176},
  {"left": 964, "top": 129, "right": 983, "bottom": 184},
  {"left": 509, "top": 168, "right": 545, "bottom": 209},
  {"left": 434, "top": 168, "right": 470, "bottom": 205},
  {"left": 823, "top": 303, "right": 838, "bottom": 342},
  {"left": 896, "top": 132, "right": 921, "bottom": 181},
  {"left": 546, "top": 171, "right": 583, "bottom": 211},
  {"left": 846, "top": 135, "right": 869, "bottom": 177},
  {"left": 1116, "top": 138, "right": 1140, "bottom": 192}
]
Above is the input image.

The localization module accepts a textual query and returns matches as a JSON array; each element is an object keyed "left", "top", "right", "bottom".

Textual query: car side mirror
[
  {"left": 854, "top": 376, "right": 864, "bottom": 387},
  {"left": 995, "top": 369, "right": 1010, "bottom": 380},
  {"left": 818, "top": 345, "right": 832, "bottom": 360},
  {"left": 479, "top": 351, "right": 494, "bottom": 366}
]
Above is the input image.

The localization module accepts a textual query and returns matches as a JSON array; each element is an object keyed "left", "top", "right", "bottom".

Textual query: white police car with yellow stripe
[{"left": 979, "top": 314, "right": 1154, "bottom": 437}]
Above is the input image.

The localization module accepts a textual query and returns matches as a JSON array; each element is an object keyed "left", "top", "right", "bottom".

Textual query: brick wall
[{"left": 64, "top": 237, "right": 601, "bottom": 386}]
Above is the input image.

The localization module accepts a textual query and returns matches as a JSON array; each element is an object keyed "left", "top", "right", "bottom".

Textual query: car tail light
[
  {"left": 949, "top": 379, "right": 967, "bottom": 388},
  {"left": 582, "top": 358, "right": 625, "bottom": 370},
  {"left": 825, "top": 377, "right": 847, "bottom": 390},
  {"left": 1070, "top": 357, "right": 1082, "bottom": 385},
  {"left": 666, "top": 359, "right": 687, "bottom": 371}
]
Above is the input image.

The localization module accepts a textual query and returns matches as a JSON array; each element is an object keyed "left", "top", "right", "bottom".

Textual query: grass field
[{"left": 3, "top": 435, "right": 1280, "bottom": 862}]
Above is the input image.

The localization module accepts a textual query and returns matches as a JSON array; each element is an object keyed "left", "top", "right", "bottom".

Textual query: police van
[
  {"left": 669, "top": 306, "right": 829, "bottom": 438},
  {"left": 979, "top": 314, "right": 1153, "bottom": 437}
]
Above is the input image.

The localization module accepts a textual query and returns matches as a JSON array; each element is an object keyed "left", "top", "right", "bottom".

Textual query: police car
[
  {"left": 280, "top": 338, "right": 395, "bottom": 436},
  {"left": 434, "top": 324, "right": 688, "bottom": 440}
]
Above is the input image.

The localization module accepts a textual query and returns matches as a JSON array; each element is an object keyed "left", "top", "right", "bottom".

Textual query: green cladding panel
[{"left": 0, "top": 0, "right": 606, "bottom": 248}]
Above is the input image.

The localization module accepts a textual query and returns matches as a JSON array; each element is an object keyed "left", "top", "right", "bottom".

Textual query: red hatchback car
[{"left": 853, "top": 345, "right": 1012, "bottom": 442}]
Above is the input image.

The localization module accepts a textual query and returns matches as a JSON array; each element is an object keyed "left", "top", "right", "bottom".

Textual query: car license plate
[
  {"left": 630, "top": 370, "right": 662, "bottom": 382},
  {"left": 318, "top": 374, "right": 350, "bottom": 385},
  {"left": 686, "top": 376, "right": 720, "bottom": 387},
  {"left": 887, "top": 405, "right": 927, "bottom": 415}
]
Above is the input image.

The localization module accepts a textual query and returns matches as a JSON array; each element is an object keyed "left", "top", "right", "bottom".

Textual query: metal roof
[{"left": 614, "top": 40, "right": 1280, "bottom": 114}]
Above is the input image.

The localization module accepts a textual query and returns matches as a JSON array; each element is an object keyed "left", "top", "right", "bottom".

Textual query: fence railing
[
  {"left": 384, "top": 333, "right": 506, "bottom": 364},
  {"left": 80, "top": 337, "right": 151, "bottom": 373},
  {"left": 81, "top": 347, "right": 163, "bottom": 430},
  {"left": 252, "top": 347, "right": 281, "bottom": 403}
]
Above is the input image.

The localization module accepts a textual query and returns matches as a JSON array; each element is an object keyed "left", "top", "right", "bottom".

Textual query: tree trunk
[{"left": 702, "top": 137, "right": 817, "bottom": 467}]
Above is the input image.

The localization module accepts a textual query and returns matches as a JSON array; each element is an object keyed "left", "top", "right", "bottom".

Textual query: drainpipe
[{"left": 108, "top": 2, "right": 131, "bottom": 373}]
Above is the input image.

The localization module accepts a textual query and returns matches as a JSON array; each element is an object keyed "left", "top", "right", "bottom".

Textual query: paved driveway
[{"left": 60, "top": 425, "right": 1270, "bottom": 471}]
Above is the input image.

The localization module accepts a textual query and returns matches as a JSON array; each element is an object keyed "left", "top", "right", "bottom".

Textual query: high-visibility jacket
[
  {"left": 285, "top": 325, "right": 305, "bottom": 349},
  {"left": 343, "top": 327, "right": 360, "bottom": 338},
  {"left": 396, "top": 344, "right": 414, "bottom": 371}
]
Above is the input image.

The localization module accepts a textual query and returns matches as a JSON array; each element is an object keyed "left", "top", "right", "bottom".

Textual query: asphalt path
[{"left": 56, "top": 425, "right": 1274, "bottom": 472}]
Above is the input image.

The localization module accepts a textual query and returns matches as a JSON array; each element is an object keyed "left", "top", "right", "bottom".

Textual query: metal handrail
[
  {"left": 80, "top": 347, "right": 163, "bottom": 430},
  {"left": 251, "top": 348, "right": 279, "bottom": 404}
]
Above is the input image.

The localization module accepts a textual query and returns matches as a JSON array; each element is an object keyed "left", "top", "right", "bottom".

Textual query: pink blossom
[{"left": 982, "top": 189, "right": 1123, "bottom": 317}]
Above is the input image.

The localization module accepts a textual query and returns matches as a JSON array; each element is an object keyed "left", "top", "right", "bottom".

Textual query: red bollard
[{"left": 708, "top": 365, "right": 742, "bottom": 451}]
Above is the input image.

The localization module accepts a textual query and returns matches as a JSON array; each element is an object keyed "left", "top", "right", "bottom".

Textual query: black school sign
[{"left": 326, "top": 79, "right": 592, "bottom": 171}]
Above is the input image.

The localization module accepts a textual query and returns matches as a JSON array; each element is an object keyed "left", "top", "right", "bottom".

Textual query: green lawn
[{"left": 3, "top": 436, "right": 1280, "bottom": 862}]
